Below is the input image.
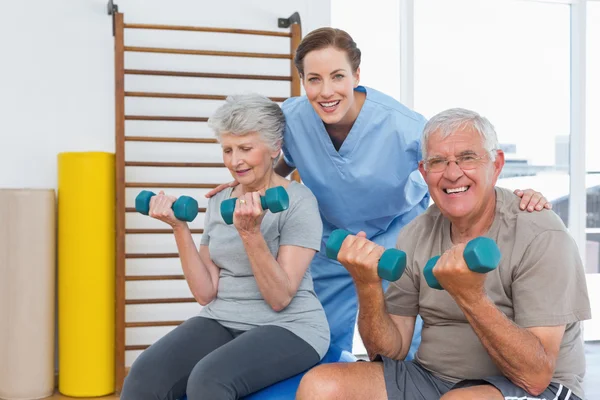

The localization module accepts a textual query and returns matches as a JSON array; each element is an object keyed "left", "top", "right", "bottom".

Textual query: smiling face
[
  {"left": 419, "top": 125, "right": 505, "bottom": 221},
  {"left": 301, "top": 46, "right": 361, "bottom": 126},
  {"left": 220, "top": 132, "right": 280, "bottom": 191}
]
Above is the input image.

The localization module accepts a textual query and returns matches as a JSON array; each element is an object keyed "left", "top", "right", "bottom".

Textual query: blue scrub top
[{"left": 281, "top": 86, "right": 430, "bottom": 251}]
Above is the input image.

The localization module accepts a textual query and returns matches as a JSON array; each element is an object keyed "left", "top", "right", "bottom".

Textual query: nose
[
  {"left": 321, "top": 79, "right": 334, "bottom": 98},
  {"left": 229, "top": 149, "right": 244, "bottom": 168},
  {"left": 443, "top": 160, "right": 464, "bottom": 181}
]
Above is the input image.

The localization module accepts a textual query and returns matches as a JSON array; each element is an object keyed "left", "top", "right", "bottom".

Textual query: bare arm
[
  {"left": 148, "top": 192, "right": 220, "bottom": 305},
  {"left": 434, "top": 243, "right": 564, "bottom": 396},
  {"left": 456, "top": 295, "right": 564, "bottom": 395},
  {"left": 234, "top": 190, "right": 315, "bottom": 311},
  {"left": 240, "top": 232, "right": 316, "bottom": 311},
  {"left": 171, "top": 225, "right": 220, "bottom": 305},
  {"left": 274, "top": 157, "right": 296, "bottom": 178},
  {"left": 356, "top": 282, "right": 416, "bottom": 361}
]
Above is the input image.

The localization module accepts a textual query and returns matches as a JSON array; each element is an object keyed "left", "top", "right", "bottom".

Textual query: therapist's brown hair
[{"left": 294, "top": 27, "right": 361, "bottom": 78}]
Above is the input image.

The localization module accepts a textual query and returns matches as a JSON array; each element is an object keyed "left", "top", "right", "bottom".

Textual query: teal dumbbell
[
  {"left": 325, "top": 229, "right": 407, "bottom": 282},
  {"left": 135, "top": 190, "right": 199, "bottom": 222},
  {"left": 423, "top": 237, "right": 501, "bottom": 290},
  {"left": 220, "top": 186, "right": 289, "bottom": 225}
]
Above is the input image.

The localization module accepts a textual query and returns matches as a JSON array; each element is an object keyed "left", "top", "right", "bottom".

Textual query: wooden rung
[
  {"left": 123, "top": 23, "right": 292, "bottom": 38},
  {"left": 126, "top": 275, "right": 185, "bottom": 281},
  {"left": 125, "top": 91, "right": 288, "bottom": 103},
  {"left": 125, "top": 136, "right": 217, "bottom": 144},
  {"left": 125, "top": 182, "right": 218, "bottom": 189},
  {"left": 126, "top": 253, "right": 179, "bottom": 259},
  {"left": 124, "top": 46, "right": 292, "bottom": 60},
  {"left": 126, "top": 297, "right": 196, "bottom": 305},
  {"left": 126, "top": 229, "right": 204, "bottom": 234},
  {"left": 125, "top": 320, "right": 184, "bottom": 328},
  {"left": 125, "top": 161, "right": 224, "bottom": 168},
  {"left": 125, "top": 345, "right": 149, "bottom": 351},
  {"left": 124, "top": 69, "right": 292, "bottom": 81},
  {"left": 125, "top": 115, "right": 209, "bottom": 122},
  {"left": 126, "top": 207, "right": 207, "bottom": 213}
]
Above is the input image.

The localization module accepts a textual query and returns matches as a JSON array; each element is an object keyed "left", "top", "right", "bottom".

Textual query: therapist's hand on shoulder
[
  {"left": 205, "top": 180, "right": 239, "bottom": 198},
  {"left": 336, "top": 232, "right": 384, "bottom": 286},
  {"left": 233, "top": 192, "right": 266, "bottom": 237}
]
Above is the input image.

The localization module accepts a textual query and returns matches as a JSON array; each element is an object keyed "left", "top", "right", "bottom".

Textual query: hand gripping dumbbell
[
  {"left": 135, "top": 190, "right": 199, "bottom": 222},
  {"left": 220, "top": 186, "right": 289, "bottom": 225},
  {"left": 423, "top": 237, "right": 501, "bottom": 290},
  {"left": 325, "top": 229, "right": 407, "bottom": 282}
]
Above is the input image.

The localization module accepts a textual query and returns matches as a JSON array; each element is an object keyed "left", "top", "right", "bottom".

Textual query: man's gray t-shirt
[
  {"left": 199, "top": 181, "right": 330, "bottom": 358},
  {"left": 385, "top": 187, "right": 591, "bottom": 399}
]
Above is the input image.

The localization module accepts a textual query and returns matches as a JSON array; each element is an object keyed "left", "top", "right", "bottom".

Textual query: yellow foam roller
[{"left": 58, "top": 152, "right": 115, "bottom": 396}]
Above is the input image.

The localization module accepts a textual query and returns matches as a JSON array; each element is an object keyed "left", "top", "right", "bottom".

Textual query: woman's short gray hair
[
  {"left": 422, "top": 108, "right": 499, "bottom": 161},
  {"left": 207, "top": 94, "right": 285, "bottom": 152}
]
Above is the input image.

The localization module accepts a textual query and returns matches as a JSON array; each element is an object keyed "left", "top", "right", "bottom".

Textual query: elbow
[
  {"left": 518, "top": 364, "right": 554, "bottom": 396},
  {"left": 194, "top": 290, "right": 217, "bottom": 306},
  {"left": 269, "top": 296, "right": 293, "bottom": 312}
]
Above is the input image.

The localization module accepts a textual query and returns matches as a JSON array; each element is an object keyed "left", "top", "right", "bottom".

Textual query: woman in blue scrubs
[{"left": 208, "top": 27, "right": 549, "bottom": 358}]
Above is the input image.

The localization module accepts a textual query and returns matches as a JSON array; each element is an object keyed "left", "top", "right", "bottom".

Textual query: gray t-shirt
[
  {"left": 199, "top": 181, "right": 330, "bottom": 358},
  {"left": 385, "top": 187, "right": 591, "bottom": 399}
]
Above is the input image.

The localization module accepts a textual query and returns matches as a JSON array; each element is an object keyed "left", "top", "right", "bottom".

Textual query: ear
[
  {"left": 492, "top": 149, "right": 505, "bottom": 183},
  {"left": 271, "top": 142, "right": 282, "bottom": 161},
  {"left": 418, "top": 160, "right": 428, "bottom": 181},
  {"left": 353, "top": 67, "right": 361, "bottom": 87}
]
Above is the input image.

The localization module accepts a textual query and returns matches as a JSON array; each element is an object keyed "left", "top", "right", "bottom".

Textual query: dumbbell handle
[
  {"left": 135, "top": 190, "right": 198, "bottom": 222},
  {"left": 325, "top": 229, "right": 406, "bottom": 282},
  {"left": 424, "top": 237, "right": 501, "bottom": 290}
]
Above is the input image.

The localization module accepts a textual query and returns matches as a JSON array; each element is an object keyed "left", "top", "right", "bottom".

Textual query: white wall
[
  {"left": 0, "top": 0, "right": 330, "bottom": 191},
  {"left": 331, "top": 0, "right": 401, "bottom": 101}
]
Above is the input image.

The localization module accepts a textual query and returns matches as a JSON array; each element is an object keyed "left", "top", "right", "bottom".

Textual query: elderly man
[{"left": 296, "top": 108, "right": 591, "bottom": 400}]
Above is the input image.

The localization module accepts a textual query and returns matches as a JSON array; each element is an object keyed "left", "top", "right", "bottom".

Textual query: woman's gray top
[{"left": 199, "top": 181, "right": 330, "bottom": 358}]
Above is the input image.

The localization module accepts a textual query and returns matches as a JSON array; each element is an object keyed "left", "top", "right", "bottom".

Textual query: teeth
[
  {"left": 446, "top": 186, "right": 468, "bottom": 194},
  {"left": 321, "top": 101, "right": 339, "bottom": 107}
]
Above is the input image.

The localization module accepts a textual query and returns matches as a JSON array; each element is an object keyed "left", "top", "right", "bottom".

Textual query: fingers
[
  {"left": 356, "top": 231, "right": 367, "bottom": 238},
  {"left": 205, "top": 180, "right": 239, "bottom": 198},
  {"left": 233, "top": 192, "right": 263, "bottom": 222},
  {"left": 339, "top": 234, "right": 384, "bottom": 265},
  {"left": 149, "top": 191, "right": 176, "bottom": 219},
  {"left": 518, "top": 189, "right": 550, "bottom": 212}
]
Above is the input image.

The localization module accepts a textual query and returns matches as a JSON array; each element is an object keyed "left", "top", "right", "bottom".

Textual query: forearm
[
  {"left": 274, "top": 157, "right": 295, "bottom": 178},
  {"left": 240, "top": 232, "right": 293, "bottom": 311},
  {"left": 172, "top": 224, "right": 217, "bottom": 304},
  {"left": 357, "top": 284, "right": 407, "bottom": 361},
  {"left": 457, "top": 295, "right": 555, "bottom": 394}
]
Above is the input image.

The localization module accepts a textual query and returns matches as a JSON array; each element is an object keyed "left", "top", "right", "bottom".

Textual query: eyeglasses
[{"left": 423, "top": 153, "right": 488, "bottom": 173}]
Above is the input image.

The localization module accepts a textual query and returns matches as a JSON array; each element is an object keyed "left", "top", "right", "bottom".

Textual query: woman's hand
[
  {"left": 205, "top": 180, "right": 239, "bottom": 198},
  {"left": 233, "top": 192, "right": 266, "bottom": 236},
  {"left": 149, "top": 191, "right": 187, "bottom": 228},
  {"left": 514, "top": 188, "right": 552, "bottom": 212}
]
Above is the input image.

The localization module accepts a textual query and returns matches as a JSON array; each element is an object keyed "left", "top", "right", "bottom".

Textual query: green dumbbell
[
  {"left": 325, "top": 229, "right": 407, "bottom": 282},
  {"left": 220, "top": 186, "right": 289, "bottom": 225},
  {"left": 135, "top": 190, "right": 199, "bottom": 222},
  {"left": 423, "top": 237, "right": 501, "bottom": 290}
]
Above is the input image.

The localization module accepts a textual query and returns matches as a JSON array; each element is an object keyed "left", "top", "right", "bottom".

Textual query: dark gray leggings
[{"left": 120, "top": 316, "right": 320, "bottom": 400}]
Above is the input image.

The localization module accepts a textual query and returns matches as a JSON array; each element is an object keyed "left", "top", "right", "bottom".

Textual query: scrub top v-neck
[{"left": 281, "top": 85, "right": 430, "bottom": 250}]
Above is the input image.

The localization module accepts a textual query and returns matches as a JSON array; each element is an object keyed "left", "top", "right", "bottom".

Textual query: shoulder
[
  {"left": 363, "top": 86, "right": 427, "bottom": 126},
  {"left": 495, "top": 186, "right": 568, "bottom": 235},
  {"left": 285, "top": 181, "right": 318, "bottom": 206},
  {"left": 282, "top": 96, "right": 310, "bottom": 117}
]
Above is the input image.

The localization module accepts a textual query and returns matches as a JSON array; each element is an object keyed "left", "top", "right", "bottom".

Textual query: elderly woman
[{"left": 120, "top": 94, "right": 330, "bottom": 400}]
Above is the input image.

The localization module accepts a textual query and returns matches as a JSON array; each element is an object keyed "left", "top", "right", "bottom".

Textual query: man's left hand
[{"left": 432, "top": 243, "right": 487, "bottom": 302}]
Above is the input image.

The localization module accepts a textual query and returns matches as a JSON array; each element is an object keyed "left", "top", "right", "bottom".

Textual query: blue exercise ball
[{"left": 179, "top": 344, "right": 357, "bottom": 400}]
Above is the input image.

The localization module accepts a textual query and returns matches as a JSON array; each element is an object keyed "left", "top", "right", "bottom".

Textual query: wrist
[{"left": 172, "top": 222, "right": 189, "bottom": 233}]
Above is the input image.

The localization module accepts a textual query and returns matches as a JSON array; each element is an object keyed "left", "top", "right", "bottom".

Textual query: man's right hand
[
  {"left": 337, "top": 231, "right": 385, "bottom": 286},
  {"left": 205, "top": 180, "right": 239, "bottom": 198}
]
